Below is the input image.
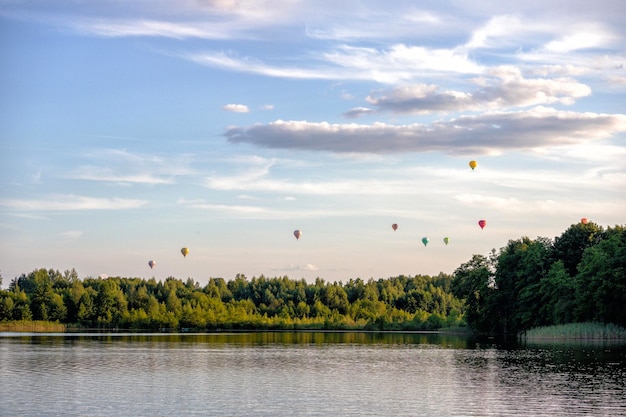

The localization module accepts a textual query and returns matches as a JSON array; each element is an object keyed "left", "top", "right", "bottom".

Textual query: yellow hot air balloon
[
  {"left": 469, "top": 160, "right": 477, "bottom": 170},
  {"left": 181, "top": 247, "right": 189, "bottom": 257}
]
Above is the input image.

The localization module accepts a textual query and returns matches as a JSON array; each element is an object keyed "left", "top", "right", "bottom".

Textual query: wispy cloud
[
  {"left": 0, "top": 195, "right": 147, "bottom": 211},
  {"left": 73, "top": 18, "right": 233, "bottom": 39},
  {"left": 67, "top": 148, "right": 194, "bottom": 185},
  {"left": 225, "top": 108, "right": 626, "bottom": 155},
  {"left": 69, "top": 168, "right": 174, "bottom": 185},
  {"left": 185, "top": 42, "right": 484, "bottom": 84}
]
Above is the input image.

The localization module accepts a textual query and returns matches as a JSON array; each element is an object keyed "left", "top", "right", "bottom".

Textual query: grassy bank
[
  {"left": 521, "top": 322, "right": 626, "bottom": 341},
  {"left": 0, "top": 320, "right": 66, "bottom": 332}
]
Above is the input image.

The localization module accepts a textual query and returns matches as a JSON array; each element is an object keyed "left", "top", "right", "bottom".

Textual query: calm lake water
[{"left": 1, "top": 331, "right": 625, "bottom": 417}]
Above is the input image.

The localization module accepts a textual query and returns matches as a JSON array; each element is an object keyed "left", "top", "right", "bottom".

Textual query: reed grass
[
  {"left": 522, "top": 322, "right": 626, "bottom": 340},
  {"left": 0, "top": 320, "right": 66, "bottom": 332}
]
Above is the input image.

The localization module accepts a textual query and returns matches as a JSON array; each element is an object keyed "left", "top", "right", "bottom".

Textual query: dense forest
[
  {"left": 1, "top": 222, "right": 624, "bottom": 334},
  {"left": 0, "top": 269, "right": 463, "bottom": 331},
  {"left": 451, "top": 222, "right": 626, "bottom": 335}
]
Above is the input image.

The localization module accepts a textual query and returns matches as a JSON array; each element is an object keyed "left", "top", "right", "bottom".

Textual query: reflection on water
[
  {"left": 1, "top": 330, "right": 472, "bottom": 347},
  {"left": 1, "top": 332, "right": 624, "bottom": 417}
]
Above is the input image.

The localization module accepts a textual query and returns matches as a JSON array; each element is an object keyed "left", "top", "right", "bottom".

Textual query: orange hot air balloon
[
  {"left": 293, "top": 230, "right": 302, "bottom": 240},
  {"left": 478, "top": 220, "right": 487, "bottom": 229},
  {"left": 148, "top": 260, "right": 156, "bottom": 269},
  {"left": 580, "top": 217, "right": 588, "bottom": 224},
  {"left": 469, "top": 160, "right": 477, "bottom": 170},
  {"left": 181, "top": 247, "right": 189, "bottom": 257},
  {"left": 392, "top": 223, "right": 398, "bottom": 231}
]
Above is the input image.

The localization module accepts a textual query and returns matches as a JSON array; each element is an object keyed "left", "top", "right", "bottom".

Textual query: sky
[{"left": 1, "top": 0, "right": 625, "bottom": 286}]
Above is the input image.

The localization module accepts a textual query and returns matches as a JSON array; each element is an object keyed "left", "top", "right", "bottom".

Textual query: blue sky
[{"left": 1, "top": 0, "right": 625, "bottom": 285}]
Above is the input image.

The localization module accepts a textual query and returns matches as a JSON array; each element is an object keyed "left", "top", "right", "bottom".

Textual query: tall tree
[
  {"left": 552, "top": 222, "right": 603, "bottom": 277},
  {"left": 575, "top": 226, "right": 626, "bottom": 326},
  {"left": 451, "top": 254, "right": 495, "bottom": 333}
]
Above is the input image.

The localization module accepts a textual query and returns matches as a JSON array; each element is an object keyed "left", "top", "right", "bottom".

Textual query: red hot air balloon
[
  {"left": 392, "top": 223, "right": 398, "bottom": 231},
  {"left": 580, "top": 218, "right": 588, "bottom": 224},
  {"left": 294, "top": 230, "right": 302, "bottom": 240},
  {"left": 478, "top": 220, "right": 487, "bottom": 229}
]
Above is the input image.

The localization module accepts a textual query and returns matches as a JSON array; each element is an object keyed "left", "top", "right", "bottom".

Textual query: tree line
[
  {"left": 1, "top": 222, "right": 623, "bottom": 334},
  {"left": 0, "top": 269, "right": 463, "bottom": 331},
  {"left": 451, "top": 222, "right": 625, "bottom": 335}
]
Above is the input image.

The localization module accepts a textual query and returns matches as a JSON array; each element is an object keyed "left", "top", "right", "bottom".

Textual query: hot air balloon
[
  {"left": 293, "top": 230, "right": 302, "bottom": 240},
  {"left": 580, "top": 217, "right": 588, "bottom": 224},
  {"left": 392, "top": 223, "right": 398, "bottom": 231},
  {"left": 148, "top": 260, "right": 156, "bottom": 269},
  {"left": 421, "top": 237, "right": 429, "bottom": 246},
  {"left": 469, "top": 160, "right": 477, "bottom": 170},
  {"left": 181, "top": 247, "right": 189, "bottom": 257},
  {"left": 443, "top": 237, "right": 449, "bottom": 245},
  {"left": 478, "top": 220, "right": 487, "bottom": 229}
]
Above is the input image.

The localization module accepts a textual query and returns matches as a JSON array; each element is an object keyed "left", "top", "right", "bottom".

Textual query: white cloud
[{"left": 223, "top": 103, "right": 250, "bottom": 113}]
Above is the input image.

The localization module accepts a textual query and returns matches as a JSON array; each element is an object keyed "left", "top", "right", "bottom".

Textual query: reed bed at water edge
[
  {"left": 0, "top": 320, "right": 66, "bottom": 332},
  {"left": 521, "top": 322, "right": 626, "bottom": 340}
]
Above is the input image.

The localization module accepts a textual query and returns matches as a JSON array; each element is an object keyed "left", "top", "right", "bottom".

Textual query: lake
[{"left": 1, "top": 331, "right": 624, "bottom": 416}]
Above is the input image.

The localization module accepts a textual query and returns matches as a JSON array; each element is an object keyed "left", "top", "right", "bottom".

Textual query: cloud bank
[{"left": 225, "top": 108, "right": 626, "bottom": 155}]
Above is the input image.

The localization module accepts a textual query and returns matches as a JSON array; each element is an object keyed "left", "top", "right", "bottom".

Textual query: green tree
[
  {"left": 552, "top": 222, "right": 603, "bottom": 277},
  {"left": 538, "top": 260, "right": 575, "bottom": 325},
  {"left": 30, "top": 269, "right": 55, "bottom": 320},
  {"left": 575, "top": 226, "right": 626, "bottom": 326},
  {"left": 493, "top": 237, "right": 552, "bottom": 334},
  {"left": 451, "top": 254, "right": 495, "bottom": 334}
]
